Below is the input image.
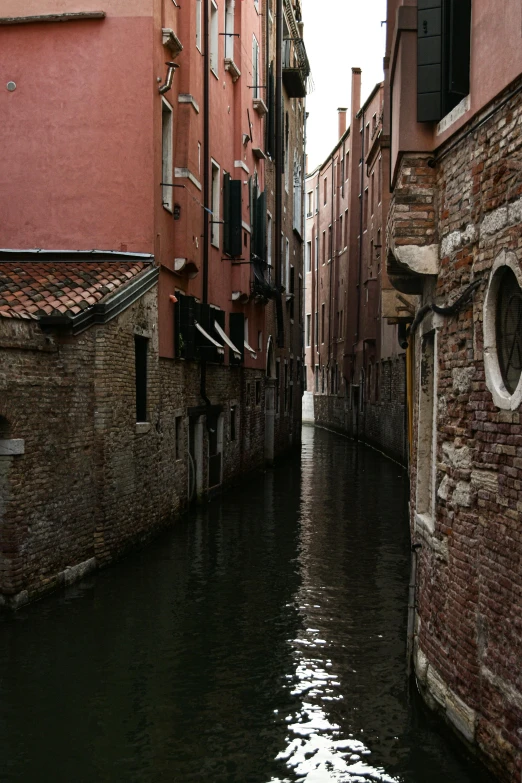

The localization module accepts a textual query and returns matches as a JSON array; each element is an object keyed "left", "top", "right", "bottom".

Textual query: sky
[{"left": 301, "top": 0, "right": 387, "bottom": 171}]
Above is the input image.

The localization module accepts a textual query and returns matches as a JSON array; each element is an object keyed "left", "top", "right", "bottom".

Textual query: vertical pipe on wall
[
  {"left": 201, "top": 0, "right": 211, "bottom": 406},
  {"left": 275, "top": 0, "right": 284, "bottom": 347}
]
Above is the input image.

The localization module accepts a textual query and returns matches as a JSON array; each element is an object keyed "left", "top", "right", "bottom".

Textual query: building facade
[
  {"left": 0, "top": 0, "right": 308, "bottom": 606},
  {"left": 385, "top": 0, "right": 522, "bottom": 779},
  {"left": 304, "top": 71, "right": 407, "bottom": 464}
]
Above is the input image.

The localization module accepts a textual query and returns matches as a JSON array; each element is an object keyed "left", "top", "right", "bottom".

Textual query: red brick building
[
  {"left": 0, "top": 0, "right": 308, "bottom": 605},
  {"left": 304, "top": 71, "right": 407, "bottom": 463},
  {"left": 385, "top": 0, "right": 522, "bottom": 778}
]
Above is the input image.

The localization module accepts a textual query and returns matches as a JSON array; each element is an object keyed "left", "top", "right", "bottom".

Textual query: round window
[
  {"left": 495, "top": 267, "right": 522, "bottom": 394},
  {"left": 483, "top": 250, "right": 522, "bottom": 410}
]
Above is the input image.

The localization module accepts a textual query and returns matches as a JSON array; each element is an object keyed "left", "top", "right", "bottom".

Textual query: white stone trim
[
  {"left": 234, "top": 160, "right": 250, "bottom": 174},
  {"left": 174, "top": 167, "right": 202, "bottom": 191},
  {"left": 436, "top": 94, "right": 471, "bottom": 136},
  {"left": 178, "top": 93, "right": 199, "bottom": 113},
  {"left": 483, "top": 249, "right": 522, "bottom": 410},
  {"left": 0, "top": 438, "right": 24, "bottom": 456}
]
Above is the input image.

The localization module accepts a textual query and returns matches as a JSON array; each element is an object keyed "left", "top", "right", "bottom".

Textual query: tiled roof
[{"left": 0, "top": 260, "right": 150, "bottom": 320}]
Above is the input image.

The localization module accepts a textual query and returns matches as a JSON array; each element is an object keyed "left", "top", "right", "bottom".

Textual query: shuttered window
[
  {"left": 223, "top": 173, "right": 243, "bottom": 257},
  {"left": 229, "top": 312, "right": 245, "bottom": 365},
  {"left": 417, "top": 0, "right": 471, "bottom": 123}
]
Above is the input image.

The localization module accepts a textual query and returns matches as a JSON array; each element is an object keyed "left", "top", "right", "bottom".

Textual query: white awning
[
  {"left": 244, "top": 339, "right": 257, "bottom": 360},
  {"left": 214, "top": 321, "right": 242, "bottom": 360},
  {"left": 194, "top": 320, "right": 224, "bottom": 354}
]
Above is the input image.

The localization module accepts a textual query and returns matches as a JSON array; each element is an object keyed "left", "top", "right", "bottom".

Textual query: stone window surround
[{"left": 483, "top": 249, "right": 522, "bottom": 411}]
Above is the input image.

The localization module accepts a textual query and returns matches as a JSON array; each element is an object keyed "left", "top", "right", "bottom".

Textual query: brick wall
[
  {"left": 0, "top": 284, "right": 301, "bottom": 608},
  {"left": 394, "top": 79, "right": 522, "bottom": 781}
]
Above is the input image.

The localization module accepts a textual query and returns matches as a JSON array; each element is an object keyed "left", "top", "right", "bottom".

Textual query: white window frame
[
  {"left": 211, "top": 159, "right": 220, "bottom": 247},
  {"left": 306, "top": 240, "right": 311, "bottom": 273},
  {"left": 162, "top": 98, "right": 174, "bottom": 212},
  {"left": 415, "top": 327, "right": 438, "bottom": 534},
  {"left": 210, "top": 0, "right": 219, "bottom": 74},
  {"left": 225, "top": 0, "right": 235, "bottom": 60},
  {"left": 252, "top": 35, "right": 260, "bottom": 99},
  {"left": 483, "top": 249, "right": 522, "bottom": 410},
  {"left": 196, "top": 0, "right": 202, "bottom": 51}
]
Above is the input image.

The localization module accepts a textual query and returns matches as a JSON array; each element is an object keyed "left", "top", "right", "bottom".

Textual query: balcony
[{"left": 282, "top": 38, "right": 310, "bottom": 98}]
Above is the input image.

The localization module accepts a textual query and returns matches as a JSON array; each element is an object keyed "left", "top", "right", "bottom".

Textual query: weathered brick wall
[
  {"left": 313, "top": 355, "right": 407, "bottom": 465},
  {"left": 399, "top": 80, "right": 522, "bottom": 781},
  {"left": 0, "top": 285, "right": 301, "bottom": 607}
]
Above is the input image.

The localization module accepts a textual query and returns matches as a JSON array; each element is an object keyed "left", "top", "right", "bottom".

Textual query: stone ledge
[{"left": 0, "top": 439, "right": 24, "bottom": 456}]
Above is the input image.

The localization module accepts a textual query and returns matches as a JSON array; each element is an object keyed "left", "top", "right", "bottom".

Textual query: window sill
[
  {"left": 253, "top": 97, "right": 268, "bottom": 116},
  {"left": 224, "top": 57, "right": 241, "bottom": 82},
  {"left": 135, "top": 422, "right": 151, "bottom": 434},
  {"left": 210, "top": 67, "right": 219, "bottom": 80}
]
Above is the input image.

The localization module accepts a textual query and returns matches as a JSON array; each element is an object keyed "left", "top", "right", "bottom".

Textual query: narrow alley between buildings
[{"left": 0, "top": 428, "right": 491, "bottom": 783}]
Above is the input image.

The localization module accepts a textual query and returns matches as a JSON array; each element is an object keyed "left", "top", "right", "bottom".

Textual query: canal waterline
[{"left": 0, "top": 427, "right": 492, "bottom": 782}]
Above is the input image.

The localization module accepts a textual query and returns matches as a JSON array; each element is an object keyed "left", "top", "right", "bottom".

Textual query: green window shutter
[
  {"left": 229, "top": 312, "right": 245, "bottom": 365},
  {"left": 229, "top": 180, "right": 243, "bottom": 257},
  {"left": 223, "top": 173, "right": 231, "bottom": 255},
  {"left": 417, "top": 0, "right": 443, "bottom": 122},
  {"left": 254, "top": 190, "right": 266, "bottom": 262},
  {"left": 266, "top": 62, "right": 275, "bottom": 157}
]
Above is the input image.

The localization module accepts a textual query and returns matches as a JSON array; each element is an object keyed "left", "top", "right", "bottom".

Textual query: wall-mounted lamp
[
  {"left": 169, "top": 294, "right": 178, "bottom": 304},
  {"left": 159, "top": 62, "right": 179, "bottom": 95}
]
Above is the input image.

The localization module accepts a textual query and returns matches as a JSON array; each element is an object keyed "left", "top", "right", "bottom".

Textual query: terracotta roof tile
[{"left": 0, "top": 260, "right": 150, "bottom": 322}]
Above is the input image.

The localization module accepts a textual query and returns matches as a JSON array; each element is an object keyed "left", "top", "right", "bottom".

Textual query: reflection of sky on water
[{"left": 271, "top": 437, "right": 400, "bottom": 783}]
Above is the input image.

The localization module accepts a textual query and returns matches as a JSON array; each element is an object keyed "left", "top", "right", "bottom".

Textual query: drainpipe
[
  {"left": 355, "top": 107, "right": 365, "bottom": 353},
  {"left": 328, "top": 155, "right": 334, "bottom": 368},
  {"left": 201, "top": 0, "right": 211, "bottom": 407},
  {"left": 407, "top": 542, "right": 422, "bottom": 674},
  {"left": 275, "top": 0, "right": 284, "bottom": 348}
]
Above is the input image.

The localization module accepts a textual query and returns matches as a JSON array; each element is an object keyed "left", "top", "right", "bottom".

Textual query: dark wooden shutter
[
  {"left": 254, "top": 190, "right": 266, "bottom": 262},
  {"left": 289, "top": 266, "right": 295, "bottom": 320},
  {"left": 417, "top": 0, "right": 443, "bottom": 122},
  {"left": 229, "top": 312, "right": 244, "bottom": 365},
  {"left": 447, "top": 0, "right": 471, "bottom": 101},
  {"left": 229, "top": 180, "right": 242, "bottom": 257},
  {"left": 223, "top": 173, "right": 231, "bottom": 255}
]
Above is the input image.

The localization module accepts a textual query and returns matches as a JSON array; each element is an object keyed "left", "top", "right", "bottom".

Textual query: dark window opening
[
  {"left": 135, "top": 336, "right": 148, "bottom": 423},
  {"left": 175, "top": 415, "right": 182, "bottom": 459},
  {"left": 255, "top": 380, "right": 261, "bottom": 406},
  {"left": 230, "top": 406, "right": 237, "bottom": 441},
  {"left": 496, "top": 267, "right": 522, "bottom": 395}
]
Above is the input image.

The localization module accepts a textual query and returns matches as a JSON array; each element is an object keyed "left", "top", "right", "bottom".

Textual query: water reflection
[{"left": 0, "top": 428, "right": 492, "bottom": 783}]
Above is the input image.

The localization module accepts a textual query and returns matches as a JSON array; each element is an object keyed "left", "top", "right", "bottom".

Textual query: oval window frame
[{"left": 483, "top": 249, "right": 522, "bottom": 410}]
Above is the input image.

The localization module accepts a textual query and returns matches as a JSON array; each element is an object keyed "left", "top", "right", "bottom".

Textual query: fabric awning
[
  {"left": 244, "top": 339, "right": 257, "bottom": 360},
  {"left": 195, "top": 320, "right": 224, "bottom": 354},
  {"left": 214, "top": 321, "right": 242, "bottom": 360}
]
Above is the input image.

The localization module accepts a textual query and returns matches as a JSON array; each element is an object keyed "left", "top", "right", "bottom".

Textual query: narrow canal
[{"left": 1, "top": 427, "right": 491, "bottom": 783}]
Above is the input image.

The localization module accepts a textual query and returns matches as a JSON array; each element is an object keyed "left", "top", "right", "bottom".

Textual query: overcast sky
[{"left": 301, "top": 0, "right": 387, "bottom": 171}]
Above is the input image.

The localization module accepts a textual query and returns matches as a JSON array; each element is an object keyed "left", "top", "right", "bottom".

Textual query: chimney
[
  {"left": 351, "top": 67, "right": 362, "bottom": 119},
  {"left": 337, "top": 107, "right": 348, "bottom": 139}
]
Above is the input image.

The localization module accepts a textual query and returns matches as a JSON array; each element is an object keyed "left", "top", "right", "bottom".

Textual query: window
[
  {"left": 230, "top": 405, "right": 237, "bottom": 441},
  {"left": 307, "top": 191, "right": 313, "bottom": 217},
  {"left": 322, "top": 231, "right": 326, "bottom": 265},
  {"left": 314, "top": 311, "right": 318, "bottom": 350},
  {"left": 198, "top": 142, "right": 201, "bottom": 175},
  {"left": 417, "top": 0, "right": 471, "bottom": 122},
  {"left": 344, "top": 208, "right": 348, "bottom": 247},
  {"left": 135, "top": 336, "right": 148, "bottom": 423},
  {"left": 210, "top": 1, "right": 218, "bottom": 73},
  {"left": 255, "top": 380, "right": 261, "bottom": 406},
  {"left": 252, "top": 35, "right": 259, "bottom": 98},
  {"left": 483, "top": 250, "right": 522, "bottom": 410},
  {"left": 276, "top": 359, "right": 280, "bottom": 413},
  {"left": 416, "top": 331, "right": 436, "bottom": 530},
  {"left": 258, "top": 331, "right": 263, "bottom": 351},
  {"left": 306, "top": 314, "right": 311, "bottom": 346},
  {"left": 211, "top": 160, "right": 220, "bottom": 247},
  {"left": 339, "top": 215, "right": 343, "bottom": 254},
  {"left": 371, "top": 172, "right": 375, "bottom": 216},
  {"left": 321, "top": 303, "right": 325, "bottom": 344},
  {"left": 284, "top": 363, "right": 288, "bottom": 411},
  {"left": 328, "top": 225, "right": 332, "bottom": 261},
  {"left": 306, "top": 241, "right": 311, "bottom": 273},
  {"left": 314, "top": 235, "right": 318, "bottom": 271},
  {"left": 378, "top": 155, "right": 382, "bottom": 204},
  {"left": 175, "top": 416, "right": 182, "bottom": 459},
  {"left": 162, "top": 100, "right": 173, "bottom": 211},
  {"left": 363, "top": 188, "right": 368, "bottom": 232},
  {"left": 365, "top": 122, "right": 370, "bottom": 152},
  {"left": 315, "top": 365, "right": 319, "bottom": 392},
  {"left": 225, "top": 0, "right": 235, "bottom": 60},
  {"left": 323, "top": 177, "right": 327, "bottom": 205},
  {"left": 315, "top": 183, "right": 319, "bottom": 213},
  {"left": 196, "top": 0, "right": 202, "bottom": 50},
  {"left": 345, "top": 151, "right": 349, "bottom": 181}
]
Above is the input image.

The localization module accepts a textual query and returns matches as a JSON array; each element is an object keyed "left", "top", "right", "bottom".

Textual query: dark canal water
[{"left": 0, "top": 427, "right": 492, "bottom": 783}]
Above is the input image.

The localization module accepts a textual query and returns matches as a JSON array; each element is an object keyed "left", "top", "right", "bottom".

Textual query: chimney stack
[
  {"left": 351, "top": 67, "right": 362, "bottom": 119},
  {"left": 337, "top": 107, "right": 348, "bottom": 139}
]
